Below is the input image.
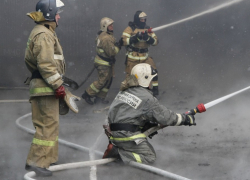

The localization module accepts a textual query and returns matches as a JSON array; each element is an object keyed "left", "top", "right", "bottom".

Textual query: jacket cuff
[{"left": 51, "top": 79, "right": 64, "bottom": 90}]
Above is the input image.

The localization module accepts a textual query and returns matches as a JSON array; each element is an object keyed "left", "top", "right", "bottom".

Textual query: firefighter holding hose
[
  {"left": 121, "top": 11, "right": 159, "bottom": 96},
  {"left": 102, "top": 63, "right": 196, "bottom": 164}
]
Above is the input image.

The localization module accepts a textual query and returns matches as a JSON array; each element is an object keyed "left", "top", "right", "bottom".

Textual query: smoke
[{"left": 1, "top": 0, "right": 250, "bottom": 179}]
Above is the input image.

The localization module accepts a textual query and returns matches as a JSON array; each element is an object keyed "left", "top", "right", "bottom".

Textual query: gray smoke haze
[{"left": 1, "top": 0, "right": 250, "bottom": 179}]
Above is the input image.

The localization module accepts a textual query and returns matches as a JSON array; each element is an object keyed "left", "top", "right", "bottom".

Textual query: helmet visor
[{"left": 57, "top": 8, "right": 63, "bottom": 14}]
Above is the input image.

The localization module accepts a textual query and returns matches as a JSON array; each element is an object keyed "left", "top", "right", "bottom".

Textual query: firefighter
[
  {"left": 82, "top": 17, "right": 120, "bottom": 105},
  {"left": 102, "top": 63, "right": 196, "bottom": 164},
  {"left": 121, "top": 11, "right": 159, "bottom": 96},
  {"left": 24, "top": 0, "right": 66, "bottom": 176}
]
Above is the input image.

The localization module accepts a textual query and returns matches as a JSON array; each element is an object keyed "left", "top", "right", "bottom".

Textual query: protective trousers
[
  {"left": 125, "top": 56, "right": 158, "bottom": 88},
  {"left": 86, "top": 64, "right": 113, "bottom": 99},
  {"left": 26, "top": 96, "right": 59, "bottom": 168},
  {"left": 114, "top": 140, "right": 156, "bottom": 164}
]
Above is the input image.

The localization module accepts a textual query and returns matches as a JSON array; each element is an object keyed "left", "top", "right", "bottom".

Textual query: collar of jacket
[
  {"left": 38, "top": 21, "right": 57, "bottom": 32},
  {"left": 27, "top": 12, "right": 57, "bottom": 32},
  {"left": 27, "top": 11, "right": 45, "bottom": 22},
  {"left": 106, "top": 31, "right": 113, "bottom": 35}
]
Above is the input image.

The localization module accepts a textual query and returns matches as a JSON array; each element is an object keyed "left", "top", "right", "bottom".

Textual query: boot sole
[
  {"left": 82, "top": 94, "right": 94, "bottom": 105},
  {"left": 25, "top": 165, "right": 52, "bottom": 177}
]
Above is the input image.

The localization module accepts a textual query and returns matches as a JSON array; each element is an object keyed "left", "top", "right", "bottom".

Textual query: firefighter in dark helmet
[
  {"left": 121, "top": 11, "right": 159, "bottom": 96},
  {"left": 24, "top": 0, "right": 80, "bottom": 177}
]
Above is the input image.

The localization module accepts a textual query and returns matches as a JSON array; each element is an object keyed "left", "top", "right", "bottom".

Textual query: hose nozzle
[{"left": 185, "top": 103, "right": 206, "bottom": 115}]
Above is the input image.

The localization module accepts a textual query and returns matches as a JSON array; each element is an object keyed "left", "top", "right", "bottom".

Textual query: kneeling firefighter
[
  {"left": 121, "top": 11, "right": 159, "bottom": 96},
  {"left": 24, "top": 0, "right": 80, "bottom": 177},
  {"left": 82, "top": 17, "right": 121, "bottom": 105},
  {"left": 102, "top": 63, "right": 196, "bottom": 164}
]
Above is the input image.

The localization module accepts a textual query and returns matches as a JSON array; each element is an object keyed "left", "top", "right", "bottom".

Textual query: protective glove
[
  {"left": 136, "top": 32, "right": 143, "bottom": 40},
  {"left": 55, "top": 85, "right": 66, "bottom": 99},
  {"left": 146, "top": 36, "right": 155, "bottom": 45},
  {"left": 183, "top": 114, "right": 196, "bottom": 126},
  {"left": 114, "top": 42, "right": 121, "bottom": 50},
  {"left": 141, "top": 121, "right": 159, "bottom": 139},
  {"left": 118, "top": 37, "right": 123, "bottom": 47},
  {"left": 64, "top": 88, "right": 81, "bottom": 113},
  {"left": 142, "top": 31, "right": 149, "bottom": 41},
  {"left": 129, "top": 33, "right": 139, "bottom": 44},
  {"left": 115, "top": 37, "right": 123, "bottom": 49}
]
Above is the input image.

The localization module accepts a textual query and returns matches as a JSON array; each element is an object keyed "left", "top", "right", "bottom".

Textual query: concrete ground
[{"left": 1, "top": 87, "right": 250, "bottom": 180}]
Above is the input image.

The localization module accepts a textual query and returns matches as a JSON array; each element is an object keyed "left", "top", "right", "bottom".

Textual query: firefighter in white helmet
[
  {"left": 121, "top": 11, "right": 159, "bottom": 96},
  {"left": 102, "top": 63, "right": 196, "bottom": 164},
  {"left": 24, "top": 0, "right": 80, "bottom": 177},
  {"left": 82, "top": 17, "right": 120, "bottom": 105}
]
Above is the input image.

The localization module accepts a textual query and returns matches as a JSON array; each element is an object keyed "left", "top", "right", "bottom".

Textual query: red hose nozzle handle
[
  {"left": 197, "top": 103, "right": 206, "bottom": 113},
  {"left": 185, "top": 103, "right": 206, "bottom": 115},
  {"left": 147, "top": 27, "right": 153, "bottom": 33}
]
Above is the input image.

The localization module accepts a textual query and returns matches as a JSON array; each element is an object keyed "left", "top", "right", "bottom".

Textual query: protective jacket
[
  {"left": 107, "top": 76, "right": 185, "bottom": 164},
  {"left": 94, "top": 31, "right": 120, "bottom": 66},
  {"left": 25, "top": 21, "right": 65, "bottom": 97},
  {"left": 122, "top": 22, "right": 158, "bottom": 62}
]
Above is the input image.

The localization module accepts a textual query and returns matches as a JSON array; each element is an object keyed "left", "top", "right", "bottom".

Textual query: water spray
[
  {"left": 148, "top": 0, "right": 245, "bottom": 33},
  {"left": 186, "top": 85, "right": 250, "bottom": 115}
]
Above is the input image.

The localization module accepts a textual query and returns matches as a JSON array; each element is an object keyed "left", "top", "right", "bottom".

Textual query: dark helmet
[
  {"left": 133, "top": 10, "right": 147, "bottom": 29},
  {"left": 36, "top": 0, "right": 64, "bottom": 21}
]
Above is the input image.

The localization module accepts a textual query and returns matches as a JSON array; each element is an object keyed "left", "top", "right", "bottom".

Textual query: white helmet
[
  {"left": 100, "top": 17, "right": 114, "bottom": 32},
  {"left": 139, "top": 12, "right": 147, "bottom": 19},
  {"left": 131, "top": 63, "right": 157, "bottom": 87}
]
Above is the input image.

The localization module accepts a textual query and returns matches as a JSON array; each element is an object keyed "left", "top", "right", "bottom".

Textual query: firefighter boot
[
  {"left": 152, "top": 86, "right": 159, "bottom": 96},
  {"left": 94, "top": 97, "right": 109, "bottom": 104},
  {"left": 25, "top": 164, "right": 52, "bottom": 177},
  {"left": 103, "top": 143, "right": 119, "bottom": 159},
  {"left": 82, "top": 91, "right": 94, "bottom": 105}
]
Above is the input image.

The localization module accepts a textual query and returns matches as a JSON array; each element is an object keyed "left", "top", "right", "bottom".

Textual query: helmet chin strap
[{"left": 107, "top": 28, "right": 113, "bottom": 33}]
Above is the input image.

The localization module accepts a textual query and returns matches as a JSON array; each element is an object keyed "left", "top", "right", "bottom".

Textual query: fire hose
[
  {"left": 143, "top": 85, "right": 250, "bottom": 133},
  {"left": 13, "top": 85, "right": 250, "bottom": 179},
  {"left": 16, "top": 113, "right": 191, "bottom": 180}
]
